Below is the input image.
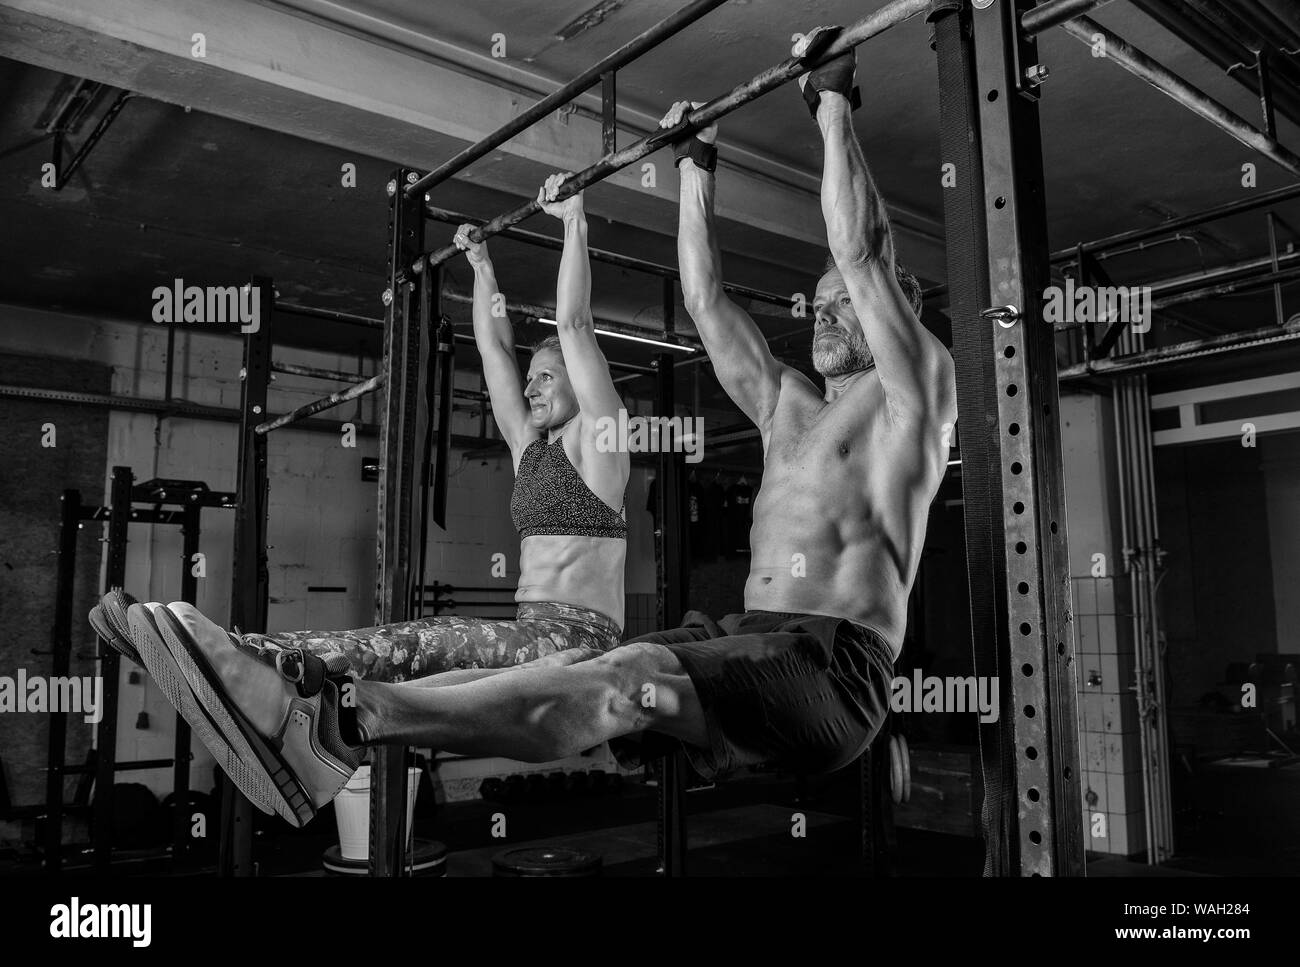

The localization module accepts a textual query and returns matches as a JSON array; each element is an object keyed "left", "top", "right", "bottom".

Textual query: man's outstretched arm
[
  {"left": 665, "top": 101, "right": 786, "bottom": 439},
  {"left": 815, "top": 90, "right": 955, "bottom": 426}
]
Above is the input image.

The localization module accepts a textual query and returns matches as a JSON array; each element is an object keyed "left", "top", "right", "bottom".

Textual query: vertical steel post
[
  {"left": 222, "top": 277, "right": 274, "bottom": 877},
  {"left": 1267, "top": 211, "right": 1285, "bottom": 328},
  {"left": 657, "top": 753, "right": 687, "bottom": 877},
  {"left": 932, "top": 0, "right": 1012, "bottom": 876},
  {"left": 44, "top": 489, "right": 81, "bottom": 871},
  {"left": 1257, "top": 50, "right": 1276, "bottom": 140},
  {"left": 655, "top": 282, "right": 685, "bottom": 629},
  {"left": 858, "top": 746, "right": 876, "bottom": 874},
  {"left": 431, "top": 268, "right": 453, "bottom": 531},
  {"left": 92, "top": 466, "right": 132, "bottom": 871},
  {"left": 372, "top": 169, "right": 429, "bottom": 877},
  {"left": 972, "top": 0, "right": 1083, "bottom": 875},
  {"left": 1256, "top": 53, "right": 1285, "bottom": 329},
  {"left": 601, "top": 71, "right": 618, "bottom": 155},
  {"left": 51, "top": 130, "right": 63, "bottom": 184},
  {"left": 654, "top": 277, "right": 688, "bottom": 876},
  {"left": 1075, "top": 242, "right": 1093, "bottom": 362},
  {"left": 415, "top": 264, "right": 435, "bottom": 618},
  {"left": 173, "top": 501, "right": 200, "bottom": 866}
]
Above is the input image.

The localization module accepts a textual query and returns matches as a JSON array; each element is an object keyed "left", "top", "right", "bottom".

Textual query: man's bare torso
[{"left": 744, "top": 365, "right": 948, "bottom": 659}]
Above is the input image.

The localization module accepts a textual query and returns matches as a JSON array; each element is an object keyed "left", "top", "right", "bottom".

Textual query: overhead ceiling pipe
[
  {"left": 1127, "top": 0, "right": 1300, "bottom": 125},
  {"left": 1051, "top": 181, "right": 1300, "bottom": 261},
  {"left": 1020, "top": 0, "right": 1116, "bottom": 36},
  {"left": 1060, "top": 17, "right": 1300, "bottom": 177}
]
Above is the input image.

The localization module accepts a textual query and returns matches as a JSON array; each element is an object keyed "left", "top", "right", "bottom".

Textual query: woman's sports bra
[{"left": 510, "top": 437, "right": 627, "bottom": 540}]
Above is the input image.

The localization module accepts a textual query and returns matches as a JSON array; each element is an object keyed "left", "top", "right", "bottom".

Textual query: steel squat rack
[
  {"left": 42, "top": 470, "right": 235, "bottom": 873},
  {"left": 42, "top": 0, "right": 1294, "bottom": 876}
]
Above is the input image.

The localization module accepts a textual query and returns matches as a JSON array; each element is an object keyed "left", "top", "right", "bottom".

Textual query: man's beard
[{"left": 812, "top": 330, "right": 874, "bottom": 377}]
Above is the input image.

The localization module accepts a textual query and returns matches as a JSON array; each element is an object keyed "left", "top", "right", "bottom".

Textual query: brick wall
[{"left": 0, "top": 350, "right": 110, "bottom": 812}]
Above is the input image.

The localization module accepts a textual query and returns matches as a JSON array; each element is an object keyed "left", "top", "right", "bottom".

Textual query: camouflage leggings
[{"left": 240, "top": 601, "right": 621, "bottom": 683}]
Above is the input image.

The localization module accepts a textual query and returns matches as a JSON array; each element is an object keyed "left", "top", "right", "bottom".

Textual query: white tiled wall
[{"left": 1061, "top": 390, "right": 1147, "bottom": 857}]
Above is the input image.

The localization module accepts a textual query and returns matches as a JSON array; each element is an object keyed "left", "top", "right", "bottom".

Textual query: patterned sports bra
[{"left": 510, "top": 437, "right": 627, "bottom": 540}]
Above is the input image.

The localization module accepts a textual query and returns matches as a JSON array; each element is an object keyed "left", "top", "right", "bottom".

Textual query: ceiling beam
[{"left": 0, "top": 0, "right": 946, "bottom": 281}]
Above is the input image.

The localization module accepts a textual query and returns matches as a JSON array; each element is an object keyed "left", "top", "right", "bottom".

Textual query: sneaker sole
[
  {"left": 125, "top": 605, "right": 299, "bottom": 826},
  {"left": 89, "top": 604, "right": 140, "bottom": 665},
  {"left": 150, "top": 606, "right": 316, "bottom": 828},
  {"left": 101, "top": 590, "right": 139, "bottom": 646}
]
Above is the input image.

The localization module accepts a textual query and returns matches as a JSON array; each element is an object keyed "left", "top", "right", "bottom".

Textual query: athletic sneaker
[
  {"left": 88, "top": 589, "right": 143, "bottom": 665},
  {"left": 150, "top": 601, "right": 364, "bottom": 828},
  {"left": 90, "top": 589, "right": 269, "bottom": 665},
  {"left": 120, "top": 602, "right": 292, "bottom": 823}
]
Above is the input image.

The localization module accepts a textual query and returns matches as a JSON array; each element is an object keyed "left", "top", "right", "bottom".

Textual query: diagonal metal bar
[
  {"left": 422, "top": 0, "right": 932, "bottom": 270},
  {"left": 405, "top": 0, "right": 729, "bottom": 198},
  {"left": 53, "top": 88, "right": 134, "bottom": 191},
  {"left": 254, "top": 373, "right": 386, "bottom": 434}
]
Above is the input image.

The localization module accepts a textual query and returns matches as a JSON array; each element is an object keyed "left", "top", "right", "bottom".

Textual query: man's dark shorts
[{"left": 612, "top": 610, "right": 895, "bottom": 779}]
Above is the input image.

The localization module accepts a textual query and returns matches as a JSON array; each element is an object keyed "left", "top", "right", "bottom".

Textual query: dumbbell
[
  {"left": 526, "top": 773, "right": 548, "bottom": 802},
  {"left": 503, "top": 774, "right": 527, "bottom": 803},
  {"left": 546, "top": 772, "right": 569, "bottom": 800},
  {"left": 566, "top": 771, "right": 591, "bottom": 797}
]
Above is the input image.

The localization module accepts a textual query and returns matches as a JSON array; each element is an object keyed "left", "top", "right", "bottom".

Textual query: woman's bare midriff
[{"left": 516, "top": 534, "right": 627, "bottom": 630}]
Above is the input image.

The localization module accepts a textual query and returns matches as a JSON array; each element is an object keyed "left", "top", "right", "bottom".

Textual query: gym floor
[{"left": 5, "top": 762, "right": 1292, "bottom": 878}]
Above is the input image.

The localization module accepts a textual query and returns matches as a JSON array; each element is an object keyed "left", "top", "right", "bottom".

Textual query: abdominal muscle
[
  {"left": 743, "top": 480, "right": 914, "bottom": 660},
  {"left": 516, "top": 534, "right": 627, "bottom": 631}
]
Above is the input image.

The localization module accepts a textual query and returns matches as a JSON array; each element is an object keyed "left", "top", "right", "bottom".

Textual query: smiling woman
[{"left": 100, "top": 177, "right": 633, "bottom": 702}]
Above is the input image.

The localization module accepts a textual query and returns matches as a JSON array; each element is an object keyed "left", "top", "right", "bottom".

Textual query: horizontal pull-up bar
[
  {"left": 425, "top": 205, "right": 793, "bottom": 309},
  {"left": 1061, "top": 17, "right": 1300, "bottom": 177},
  {"left": 255, "top": 373, "right": 386, "bottom": 435},
  {"left": 422, "top": 0, "right": 931, "bottom": 271},
  {"left": 405, "top": 0, "right": 729, "bottom": 199},
  {"left": 277, "top": 303, "right": 384, "bottom": 329}
]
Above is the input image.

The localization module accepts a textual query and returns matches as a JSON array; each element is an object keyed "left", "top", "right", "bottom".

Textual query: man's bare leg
[{"left": 350, "top": 642, "right": 708, "bottom": 762}]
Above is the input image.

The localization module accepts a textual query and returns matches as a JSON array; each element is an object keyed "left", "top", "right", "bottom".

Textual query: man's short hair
[
  {"left": 822, "top": 254, "right": 924, "bottom": 318},
  {"left": 530, "top": 334, "right": 563, "bottom": 356}
]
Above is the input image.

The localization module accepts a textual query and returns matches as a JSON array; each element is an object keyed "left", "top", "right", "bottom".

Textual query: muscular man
[
  {"left": 102, "top": 28, "right": 955, "bottom": 828},
  {"left": 617, "top": 26, "right": 956, "bottom": 774}
]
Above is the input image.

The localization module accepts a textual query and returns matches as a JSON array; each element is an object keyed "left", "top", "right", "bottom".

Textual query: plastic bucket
[{"left": 334, "top": 764, "right": 422, "bottom": 861}]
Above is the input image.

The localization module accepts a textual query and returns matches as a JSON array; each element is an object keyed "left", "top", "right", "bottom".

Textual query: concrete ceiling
[{"left": 1, "top": 0, "right": 1298, "bottom": 399}]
